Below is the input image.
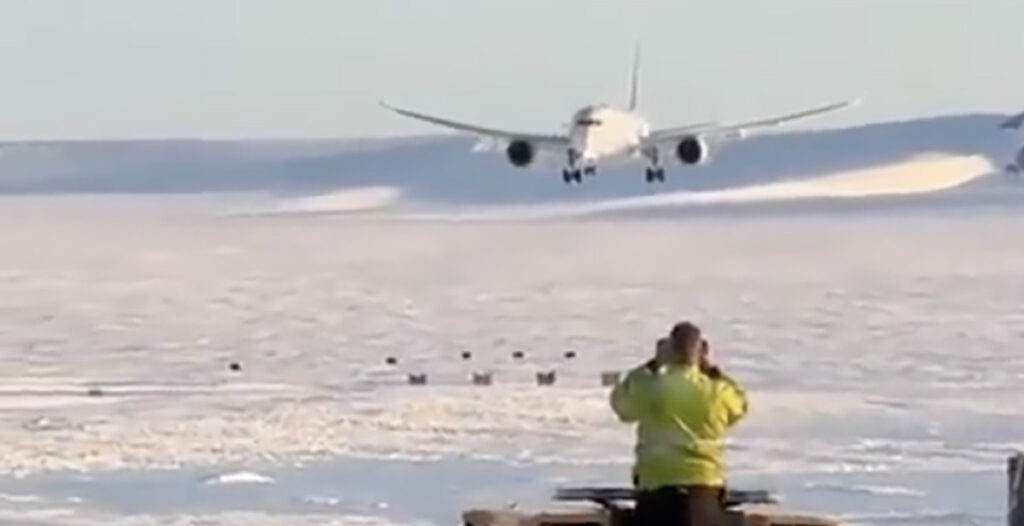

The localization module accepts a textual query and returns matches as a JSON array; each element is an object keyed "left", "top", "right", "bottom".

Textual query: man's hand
[
  {"left": 698, "top": 338, "right": 716, "bottom": 375},
  {"left": 698, "top": 339, "right": 726, "bottom": 378},
  {"left": 646, "top": 337, "right": 673, "bottom": 372},
  {"left": 703, "top": 364, "right": 723, "bottom": 379}
]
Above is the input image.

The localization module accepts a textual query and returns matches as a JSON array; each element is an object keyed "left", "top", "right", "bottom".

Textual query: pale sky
[{"left": 0, "top": 0, "right": 1022, "bottom": 140}]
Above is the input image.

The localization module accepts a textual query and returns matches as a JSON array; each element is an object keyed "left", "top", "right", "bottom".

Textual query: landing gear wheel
[
  {"left": 583, "top": 166, "right": 597, "bottom": 176},
  {"left": 563, "top": 169, "right": 583, "bottom": 184},
  {"left": 645, "top": 168, "right": 665, "bottom": 183}
]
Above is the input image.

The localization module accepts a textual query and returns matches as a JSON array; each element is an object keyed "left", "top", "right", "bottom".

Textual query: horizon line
[{"left": 0, "top": 110, "right": 1009, "bottom": 144}]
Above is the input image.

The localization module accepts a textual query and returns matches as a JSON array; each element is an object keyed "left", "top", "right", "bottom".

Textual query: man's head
[{"left": 669, "top": 321, "right": 704, "bottom": 365}]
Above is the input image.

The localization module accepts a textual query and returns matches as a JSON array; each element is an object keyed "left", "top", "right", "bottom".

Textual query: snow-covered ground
[
  {"left": 1, "top": 111, "right": 1023, "bottom": 524},
  {"left": 0, "top": 190, "right": 1022, "bottom": 525}
]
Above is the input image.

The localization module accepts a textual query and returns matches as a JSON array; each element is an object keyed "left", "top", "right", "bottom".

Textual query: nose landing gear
[
  {"left": 562, "top": 165, "right": 596, "bottom": 184},
  {"left": 562, "top": 148, "right": 592, "bottom": 184}
]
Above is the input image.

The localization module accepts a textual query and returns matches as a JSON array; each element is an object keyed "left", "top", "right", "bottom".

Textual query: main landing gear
[
  {"left": 641, "top": 146, "right": 665, "bottom": 183},
  {"left": 561, "top": 148, "right": 596, "bottom": 184},
  {"left": 644, "top": 167, "right": 665, "bottom": 183}
]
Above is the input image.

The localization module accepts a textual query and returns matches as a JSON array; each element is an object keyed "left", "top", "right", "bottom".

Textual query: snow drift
[{"left": 401, "top": 153, "right": 995, "bottom": 220}]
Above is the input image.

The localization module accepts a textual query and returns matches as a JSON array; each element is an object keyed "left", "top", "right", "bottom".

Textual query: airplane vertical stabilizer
[{"left": 627, "top": 42, "right": 640, "bottom": 111}]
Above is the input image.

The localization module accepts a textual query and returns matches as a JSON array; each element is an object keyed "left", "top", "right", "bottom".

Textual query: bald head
[{"left": 669, "top": 321, "right": 703, "bottom": 365}]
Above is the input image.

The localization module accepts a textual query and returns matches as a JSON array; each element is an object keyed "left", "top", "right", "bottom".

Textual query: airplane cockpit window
[{"left": 575, "top": 118, "right": 603, "bottom": 127}]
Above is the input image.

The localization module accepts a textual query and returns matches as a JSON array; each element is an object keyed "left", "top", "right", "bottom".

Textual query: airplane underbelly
[{"left": 584, "top": 131, "right": 631, "bottom": 159}]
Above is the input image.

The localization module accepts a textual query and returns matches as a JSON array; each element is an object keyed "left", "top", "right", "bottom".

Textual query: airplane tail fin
[{"left": 627, "top": 41, "right": 640, "bottom": 111}]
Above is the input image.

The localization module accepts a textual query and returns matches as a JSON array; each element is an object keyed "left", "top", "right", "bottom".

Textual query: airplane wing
[
  {"left": 645, "top": 100, "right": 858, "bottom": 145},
  {"left": 379, "top": 101, "right": 570, "bottom": 148}
]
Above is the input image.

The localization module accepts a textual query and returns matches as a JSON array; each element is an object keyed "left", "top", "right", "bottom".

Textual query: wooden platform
[{"left": 463, "top": 486, "right": 840, "bottom": 526}]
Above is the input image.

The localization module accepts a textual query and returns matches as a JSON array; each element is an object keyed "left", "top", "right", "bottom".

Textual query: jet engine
[
  {"left": 505, "top": 140, "right": 535, "bottom": 167},
  {"left": 675, "top": 135, "right": 709, "bottom": 165}
]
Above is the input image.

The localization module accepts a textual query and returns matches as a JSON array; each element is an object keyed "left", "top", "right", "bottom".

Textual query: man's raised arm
[
  {"left": 610, "top": 365, "right": 654, "bottom": 423},
  {"left": 713, "top": 370, "right": 748, "bottom": 427}
]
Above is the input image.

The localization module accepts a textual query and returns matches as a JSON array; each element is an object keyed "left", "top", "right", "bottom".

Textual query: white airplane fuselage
[{"left": 567, "top": 104, "right": 649, "bottom": 167}]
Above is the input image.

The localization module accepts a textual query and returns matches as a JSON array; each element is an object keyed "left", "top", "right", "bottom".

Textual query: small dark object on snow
[
  {"left": 536, "top": 370, "right": 556, "bottom": 386},
  {"left": 86, "top": 387, "right": 103, "bottom": 397},
  {"left": 512, "top": 351, "right": 525, "bottom": 360},
  {"left": 564, "top": 351, "right": 577, "bottom": 359},
  {"left": 408, "top": 373, "right": 428, "bottom": 385},
  {"left": 385, "top": 356, "right": 398, "bottom": 366},
  {"left": 472, "top": 372, "right": 493, "bottom": 385},
  {"left": 601, "top": 371, "right": 621, "bottom": 386},
  {"left": 228, "top": 362, "right": 242, "bottom": 372},
  {"left": 461, "top": 351, "right": 472, "bottom": 360}
]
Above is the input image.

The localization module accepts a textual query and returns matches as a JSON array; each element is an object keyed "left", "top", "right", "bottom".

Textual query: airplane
[{"left": 380, "top": 45, "right": 858, "bottom": 184}]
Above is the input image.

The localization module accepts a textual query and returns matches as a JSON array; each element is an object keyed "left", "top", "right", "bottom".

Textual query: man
[{"left": 610, "top": 322, "right": 747, "bottom": 526}]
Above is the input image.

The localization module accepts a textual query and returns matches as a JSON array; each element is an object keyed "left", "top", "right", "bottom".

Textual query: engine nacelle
[
  {"left": 505, "top": 140, "right": 535, "bottom": 167},
  {"left": 675, "top": 135, "right": 709, "bottom": 165}
]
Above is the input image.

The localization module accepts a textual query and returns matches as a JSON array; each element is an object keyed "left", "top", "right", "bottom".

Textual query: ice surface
[
  {"left": 273, "top": 187, "right": 404, "bottom": 215},
  {"left": 0, "top": 507, "right": 429, "bottom": 526},
  {"left": 202, "top": 471, "right": 275, "bottom": 485},
  {"left": 803, "top": 482, "right": 926, "bottom": 497},
  {"left": 0, "top": 201, "right": 1022, "bottom": 524}
]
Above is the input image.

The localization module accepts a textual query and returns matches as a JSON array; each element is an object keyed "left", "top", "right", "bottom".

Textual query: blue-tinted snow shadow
[
  {"left": 0, "top": 457, "right": 1004, "bottom": 526},
  {"left": 0, "top": 113, "right": 1018, "bottom": 208}
]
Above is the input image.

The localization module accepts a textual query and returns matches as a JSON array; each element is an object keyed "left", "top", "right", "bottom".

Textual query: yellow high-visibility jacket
[{"left": 610, "top": 363, "right": 747, "bottom": 489}]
